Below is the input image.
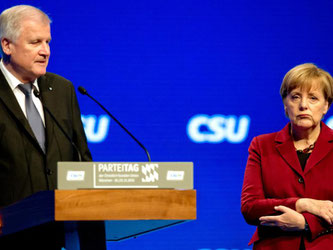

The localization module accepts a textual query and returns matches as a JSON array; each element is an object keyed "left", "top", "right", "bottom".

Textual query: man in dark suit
[{"left": 0, "top": 5, "right": 92, "bottom": 249}]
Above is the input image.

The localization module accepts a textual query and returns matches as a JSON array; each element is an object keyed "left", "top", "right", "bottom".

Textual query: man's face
[{"left": 1, "top": 18, "right": 51, "bottom": 83}]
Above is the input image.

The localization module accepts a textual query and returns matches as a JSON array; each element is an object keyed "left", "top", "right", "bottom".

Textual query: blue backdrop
[{"left": 1, "top": 1, "right": 333, "bottom": 249}]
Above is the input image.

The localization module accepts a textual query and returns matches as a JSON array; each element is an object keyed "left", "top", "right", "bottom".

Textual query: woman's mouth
[{"left": 297, "top": 114, "right": 311, "bottom": 119}]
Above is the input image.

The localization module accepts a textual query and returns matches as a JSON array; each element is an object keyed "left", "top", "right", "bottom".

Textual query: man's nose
[{"left": 39, "top": 42, "right": 50, "bottom": 56}]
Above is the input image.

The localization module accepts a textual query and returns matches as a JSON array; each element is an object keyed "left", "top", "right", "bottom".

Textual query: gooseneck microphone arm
[
  {"left": 33, "top": 89, "right": 82, "bottom": 162},
  {"left": 78, "top": 86, "right": 151, "bottom": 162}
]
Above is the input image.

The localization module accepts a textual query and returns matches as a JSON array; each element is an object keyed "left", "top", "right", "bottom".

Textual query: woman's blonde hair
[{"left": 280, "top": 63, "right": 333, "bottom": 106}]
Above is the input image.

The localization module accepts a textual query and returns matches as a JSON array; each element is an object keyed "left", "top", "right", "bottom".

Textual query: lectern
[
  {"left": 0, "top": 162, "right": 196, "bottom": 249},
  {"left": 0, "top": 189, "right": 196, "bottom": 249}
]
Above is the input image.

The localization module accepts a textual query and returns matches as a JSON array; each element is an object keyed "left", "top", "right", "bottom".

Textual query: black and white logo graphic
[{"left": 141, "top": 164, "right": 159, "bottom": 182}]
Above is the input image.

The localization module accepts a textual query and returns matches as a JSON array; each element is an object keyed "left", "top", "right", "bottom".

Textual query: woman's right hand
[{"left": 296, "top": 198, "right": 333, "bottom": 225}]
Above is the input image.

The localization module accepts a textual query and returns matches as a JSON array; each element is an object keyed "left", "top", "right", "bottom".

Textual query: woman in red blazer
[{"left": 241, "top": 63, "right": 333, "bottom": 249}]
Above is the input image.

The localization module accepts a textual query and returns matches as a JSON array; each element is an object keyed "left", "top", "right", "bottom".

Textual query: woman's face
[{"left": 284, "top": 82, "right": 329, "bottom": 131}]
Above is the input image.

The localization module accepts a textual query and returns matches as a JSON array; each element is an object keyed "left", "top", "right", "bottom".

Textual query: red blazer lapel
[
  {"left": 275, "top": 123, "right": 304, "bottom": 176},
  {"left": 304, "top": 122, "right": 333, "bottom": 175}
]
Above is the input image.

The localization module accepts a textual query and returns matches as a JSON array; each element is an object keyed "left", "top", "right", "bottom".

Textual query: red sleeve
[
  {"left": 241, "top": 137, "right": 299, "bottom": 225},
  {"left": 303, "top": 212, "right": 333, "bottom": 241}
]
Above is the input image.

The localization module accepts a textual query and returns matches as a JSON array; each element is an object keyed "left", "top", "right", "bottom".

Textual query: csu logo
[
  {"left": 187, "top": 114, "right": 250, "bottom": 143},
  {"left": 81, "top": 115, "right": 110, "bottom": 143}
]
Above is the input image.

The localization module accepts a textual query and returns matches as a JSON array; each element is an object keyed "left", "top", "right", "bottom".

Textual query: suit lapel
[
  {"left": 275, "top": 122, "right": 333, "bottom": 176},
  {"left": 38, "top": 75, "right": 55, "bottom": 154},
  {"left": 0, "top": 71, "right": 41, "bottom": 148},
  {"left": 275, "top": 123, "right": 304, "bottom": 176},
  {"left": 304, "top": 122, "right": 333, "bottom": 175}
]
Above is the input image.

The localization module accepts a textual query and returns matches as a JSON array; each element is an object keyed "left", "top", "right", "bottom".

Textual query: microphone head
[
  {"left": 78, "top": 86, "right": 87, "bottom": 95},
  {"left": 33, "top": 88, "right": 40, "bottom": 98}
]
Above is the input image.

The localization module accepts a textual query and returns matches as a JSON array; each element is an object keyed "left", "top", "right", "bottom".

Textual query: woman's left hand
[{"left": 259, "top": 205, "right": 305, "bottom": 231}]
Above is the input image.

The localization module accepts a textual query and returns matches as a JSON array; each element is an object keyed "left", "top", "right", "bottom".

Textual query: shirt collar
[{"left": 0, "top": 59, "right": 39, "bottom": 91}]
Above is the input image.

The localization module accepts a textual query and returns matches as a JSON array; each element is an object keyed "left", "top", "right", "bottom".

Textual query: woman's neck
[{"left": 291, "top": 124, "right": 321, "bottom": 150}]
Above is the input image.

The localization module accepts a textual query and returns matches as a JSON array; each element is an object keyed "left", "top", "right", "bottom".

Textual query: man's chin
[
  {"left": 23, "top": 71, "right": 47, "bottom": 82},
  {"left": 33, "top": 69, "right": 48, "bottom": 78}
]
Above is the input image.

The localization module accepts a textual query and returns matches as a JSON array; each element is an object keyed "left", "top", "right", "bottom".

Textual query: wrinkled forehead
[{"left": 15, "top": 16, "right": 51, "bottom": 40}]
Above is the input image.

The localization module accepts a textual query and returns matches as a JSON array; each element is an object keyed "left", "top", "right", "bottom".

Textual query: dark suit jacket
[
  {"left": 0, "top": 71, "right": 92, "bottom": 208},
  {"left": 241, "top": 122, "right": 333, "bottom": 249}
]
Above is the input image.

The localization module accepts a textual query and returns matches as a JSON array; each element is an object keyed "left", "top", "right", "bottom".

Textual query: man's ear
[{"left": 1, "top": 38, "right": 12, "bottom": 56}]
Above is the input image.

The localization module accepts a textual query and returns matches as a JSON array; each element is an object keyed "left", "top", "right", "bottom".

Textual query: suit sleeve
[
  {"left": 303, "top": 212, "right": 333, "bottom": 241},
  {"left": 241, "top": 137, "right": 299, "bottom": 225},
  {"left": 70, "top": 84, "right": 92, "bottom": 161}
]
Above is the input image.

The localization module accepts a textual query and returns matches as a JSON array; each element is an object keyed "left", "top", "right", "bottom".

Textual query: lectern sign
[
  {"left": 95, "top": 162, "right": 159, "bottom": 187},
  {"left": 57, "top": 162, "right": 193, "bottom": 190}
]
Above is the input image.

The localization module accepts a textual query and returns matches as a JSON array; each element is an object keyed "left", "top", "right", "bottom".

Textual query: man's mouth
[{"left": 35, "top": 61, "right": 47, "bottom": 65}]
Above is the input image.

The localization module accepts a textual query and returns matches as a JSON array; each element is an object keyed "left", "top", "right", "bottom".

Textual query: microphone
[
  {"left": 78, "top": 86, "right": 151, "bottom": 162},
  {"left": 33, "top": 89, "right": 82, "bottom": 162}
]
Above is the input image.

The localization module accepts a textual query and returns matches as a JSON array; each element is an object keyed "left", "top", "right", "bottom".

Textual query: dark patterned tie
[{"left": 18, "top": 84, "right": 46, "bottom": 153}]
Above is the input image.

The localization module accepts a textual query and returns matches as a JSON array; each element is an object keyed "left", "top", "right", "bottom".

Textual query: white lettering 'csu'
[
  {"left": 81, "top": 115, "right": 110, "bottom": 143},
  {"left": 187, "top": 114, "right": 250, "bottom": 143}
]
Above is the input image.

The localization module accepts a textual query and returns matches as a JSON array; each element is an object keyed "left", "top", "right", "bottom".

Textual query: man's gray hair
[{"left": 0, "top": 5, "right": 51, "bottom": 57}]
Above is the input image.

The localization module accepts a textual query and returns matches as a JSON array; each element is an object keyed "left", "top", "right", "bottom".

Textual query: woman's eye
[{"left": 291, "top": 95, "right": 300, "bottom": 100}]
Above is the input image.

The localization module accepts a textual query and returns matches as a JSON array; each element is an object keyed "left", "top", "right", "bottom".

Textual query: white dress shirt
[{"left": 0, "top": 60, "right": 45, "bottom": 125}]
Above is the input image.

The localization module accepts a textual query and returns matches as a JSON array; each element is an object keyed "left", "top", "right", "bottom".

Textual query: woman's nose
[{"left": 299, "top": 98, "right": 308, "bottom": 110}]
